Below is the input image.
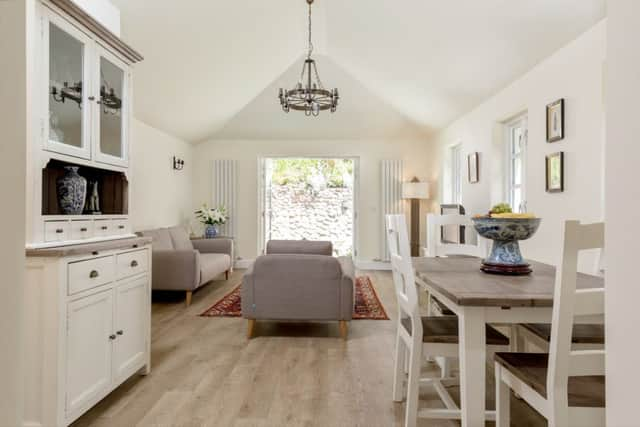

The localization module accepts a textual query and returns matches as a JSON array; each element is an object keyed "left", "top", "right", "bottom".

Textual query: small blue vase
[
  {"left": 205, "top": 225, "right": 218, "bottom": 239},
  {"left": 56, "top": 166, "right": 87, "bottom": 215}
]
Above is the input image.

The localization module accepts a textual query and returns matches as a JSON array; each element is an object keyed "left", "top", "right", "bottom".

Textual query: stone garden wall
[{"left": 269, "top": 183, "right": 353, "bottom": 256}]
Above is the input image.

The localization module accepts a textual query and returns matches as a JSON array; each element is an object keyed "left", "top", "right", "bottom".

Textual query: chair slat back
[
  {"left": 426, "top": 213, "right": 487, "bottom": 258},
  {"left": 548, "top": 221, "right": 605, "bottom": 402},
  {"left": 386, "top": 215, "right": 422, "bottom": 337}
]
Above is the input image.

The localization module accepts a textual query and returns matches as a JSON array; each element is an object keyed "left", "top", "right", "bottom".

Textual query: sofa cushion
[
  {"left": 140, "top": 228, "right": 173, "bottom": 251},
  {"left": 169, "top": 226, "right": 194, "bottom": 250},
  {"left": 199, "top": 253, "right": 231, "bottom": 285},
  {"left": 266, "top": 240, "right": 333, "bottom": 256}
]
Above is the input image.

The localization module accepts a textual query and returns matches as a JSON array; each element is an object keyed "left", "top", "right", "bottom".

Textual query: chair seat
[
  {"left": 401, "top": 316, "right": 509, "bottom": 345},
  {"left": 495, "top": 352, "right": 605, "bottom": 408},
  {"left": 521, "top": 323, "right": 604, "bottom": 344}
]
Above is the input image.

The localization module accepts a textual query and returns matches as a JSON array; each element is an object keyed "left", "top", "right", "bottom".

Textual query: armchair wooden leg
[
  {"left": 339, "top": 320, "right": 348, "bottom": 340},
  {"left": 225, "top": 270, "right": 230, "bottom": 280},
  {"left": 185, "top": 291, "right": 193, "bottom": 307},
  {"left": 247, "top": 319, "right": 256, "bottom": 339}
]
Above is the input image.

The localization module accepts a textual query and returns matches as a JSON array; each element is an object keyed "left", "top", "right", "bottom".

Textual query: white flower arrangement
[{"left": 195, "top": 204, "right": 228, "bottom": 226}]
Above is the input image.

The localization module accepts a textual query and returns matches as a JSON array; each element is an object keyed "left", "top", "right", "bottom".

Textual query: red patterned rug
[{"left": 200, "top": 276, "right": 389, "bottom": 320}]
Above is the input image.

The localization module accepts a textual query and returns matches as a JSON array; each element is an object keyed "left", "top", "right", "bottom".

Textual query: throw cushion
[
  {"left": 169, "top": 226, "right": 194, "bottom": 251},
  {"left": 140, "top": 228, "right": 173, "bottom": 251}
]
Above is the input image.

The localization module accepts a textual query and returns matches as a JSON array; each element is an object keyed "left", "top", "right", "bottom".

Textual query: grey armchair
[
  {"left": 139, "top": 226, "right": 233, "bottom": 306},
  {"left": 242, "top": 240, "right": 355, "bottom": 339}
]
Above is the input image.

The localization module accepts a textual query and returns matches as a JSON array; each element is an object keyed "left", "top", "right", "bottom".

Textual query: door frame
[{"left": 257, "top": 156, "right": 360, "bottom": 258}]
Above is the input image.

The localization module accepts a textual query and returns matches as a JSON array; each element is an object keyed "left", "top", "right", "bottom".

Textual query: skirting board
[
  {"left": 234, "top": 259, "right": 255, "bottom": 269},
  {"left": 234, "top": 258, "right": 391, "bottom": 271},
  {"left": 355, "top": 259, "right": 391, "bottom": 271}
]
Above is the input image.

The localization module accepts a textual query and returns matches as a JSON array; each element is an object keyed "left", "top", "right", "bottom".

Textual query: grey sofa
[
  {"left": 242, "top": 240, "right": 355, "bottom": 339},
  {"left": 140, "top": 226, "right": 233, "bottom": 306}
]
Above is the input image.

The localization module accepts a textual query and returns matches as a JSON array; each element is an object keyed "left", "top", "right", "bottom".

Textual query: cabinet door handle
[
  {"left": 109, "top": 334, "right": 116, "bottom": 340},
  {"left": 89, "top": 270, "right": 99, "bottom": 279},
  {"left": 55, "top": 229, "right": 64, "bottom": 234},
  {"left": 130, "top": 260, "right": 138, "bottom": 268},
  {"left": 88, "top": 96, "right": 95, "bottom": 101},
  {"left": 116, "top": 330, "right": 124, "bottom": 336},
  {"left": 80, "top": 227, "right": 88, "bottom": 232},
  {"left": 118, "top": 225, "right": 125, "bottom": 229},
  {"left": 101, "top": 226, "right": 108, "bottom": 230}
]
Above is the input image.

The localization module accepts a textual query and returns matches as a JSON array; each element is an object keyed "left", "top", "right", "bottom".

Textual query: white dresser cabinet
[{"left": 25, "top": 239, "right": 151, "bottom": 427}]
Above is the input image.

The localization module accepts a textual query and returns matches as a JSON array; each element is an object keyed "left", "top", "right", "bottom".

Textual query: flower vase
[
  {"left": 205, "top": 225, "right": 218, "bottom": 239},
  {"left": 56, "top": 166, "right": 87, "bottom": 215}
]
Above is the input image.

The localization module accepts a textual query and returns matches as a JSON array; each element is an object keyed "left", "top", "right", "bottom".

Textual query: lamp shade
[{"left": 402, "top": 181, "right": 430, "bottom": 200}]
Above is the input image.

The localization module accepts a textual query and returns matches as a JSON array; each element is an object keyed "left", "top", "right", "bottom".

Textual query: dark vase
[{"left": 56, "top": 166, "right": 87, "bottom": 215}]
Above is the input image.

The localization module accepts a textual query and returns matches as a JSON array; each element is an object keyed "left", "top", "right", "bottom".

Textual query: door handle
[
  {"left": 130, "top": 260, "right": 138, "bottom": 268},
  {"left": 89, "top": 270, "right": 99, "bottom": 279}
]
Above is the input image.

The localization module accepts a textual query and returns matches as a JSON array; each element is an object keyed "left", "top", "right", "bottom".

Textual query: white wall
[
  {"left": 432, "top": 20, "right": 606, "bottom": 273},
  {"left": 192, "top": 139, "right": 436, "bottom": 262},
  {"left": 0, "top": 0, "right": 31, "bottom": 423},
  {"left": 605, "top": 1, "right": 640, "bottom": 424},
  {"left": 70, "top": 0, "right": 120, "bottom": 36},
  {"left": 129, "top": 119, "right": 193, "bottom": 231}
]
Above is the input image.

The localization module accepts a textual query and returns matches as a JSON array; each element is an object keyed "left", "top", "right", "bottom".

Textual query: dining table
[{"left": 412, "top": 256, "right": 604, "bottom": 427}]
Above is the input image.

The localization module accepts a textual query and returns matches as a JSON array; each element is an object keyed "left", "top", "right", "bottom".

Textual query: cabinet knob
[
  {"left": 55, "top": 229, "right": 64, "bottom": 234},
  {"left": 130, "top": 260, "right": 138, "bottom": 268},
  {"left": 89, "top": 270, "right": 99, "bottom": 279},
  {"left": 80, "top": 227, "right": 88, "bottom": 232},
  {"left": 118, "top": 225, "right": 125, "bottom": 230},
  {"left": 116, "top": 330, "right": 124, "bottom": 336},
  {"left": 101, "top": 226, "right": 108, "bottom": 230},
  {"left": 109, "top": 334, "right": 116, "bottom": 340}
]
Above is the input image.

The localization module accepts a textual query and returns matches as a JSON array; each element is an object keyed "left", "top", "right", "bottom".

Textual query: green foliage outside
[{"left": 271, "top": 158, "right": 354, "bottom": 188}]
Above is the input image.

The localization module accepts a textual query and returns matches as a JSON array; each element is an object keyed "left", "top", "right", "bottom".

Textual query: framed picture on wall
[
  {"left": 468, "top": 152, "right": 479, "bottom": 183},
  {"left": 546, "top": 98, "right": 565, "bottom": 142},
  {"left": 545, "top": 152, "right": 564, "bottom": 193}
]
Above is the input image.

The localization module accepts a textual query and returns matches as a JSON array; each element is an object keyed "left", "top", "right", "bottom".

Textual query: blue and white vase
[
  {"left": 56, "top": 166, "right": 87, "bottom": 215},
  {"left": 205, "top": 225, "right": 218, "bottom": 239}
]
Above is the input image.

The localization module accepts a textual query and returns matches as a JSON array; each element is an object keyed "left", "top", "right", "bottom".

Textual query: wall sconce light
[{"left": 173, "top": 156, "right": 185, "bottom": 170}]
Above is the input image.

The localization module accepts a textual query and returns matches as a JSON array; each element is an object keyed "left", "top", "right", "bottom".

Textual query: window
[
  {"left": 448, "top": 144, "right": 463, "bottom": 204},
  {"left": 506, "top": 116, "right": 528, "bottom": 212}
]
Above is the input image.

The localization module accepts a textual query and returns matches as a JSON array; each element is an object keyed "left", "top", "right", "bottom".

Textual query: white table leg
[{"left": 458, "top": 307, "right": 486, "bottom": 427}]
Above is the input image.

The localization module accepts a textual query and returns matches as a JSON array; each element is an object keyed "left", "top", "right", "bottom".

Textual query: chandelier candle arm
[{"left": 278, "top": 0, "right": 339, "bottom": 116}]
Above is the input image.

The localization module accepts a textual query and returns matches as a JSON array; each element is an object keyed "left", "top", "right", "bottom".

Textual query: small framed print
[
  {"left": 468, "top": 152, "right": 479, "bottom": 183},
  {"left": 546, "top": 152, "right": 564, "bottom": 193},
  {"left": 546, "top": 98, "right": 565, "bottom": 142}
]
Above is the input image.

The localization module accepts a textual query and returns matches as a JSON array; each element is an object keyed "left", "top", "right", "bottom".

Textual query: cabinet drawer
[
  {"left": 93, "top": 220, "right": 112, "bottom": 238},
  {"left": 68, "top": 256, "right": 115, "bottom": 295},
  {"left": 116, "top": 249, "right": 148, "bottom": 280},
  {"left": 70, "top": 220, "right": 93, "bottom": 240},
  {"left": 45, "top": 221, "right": 70, "bottom": 242},
  {"left": 112, "top": 219, "right": 130, "bottom": 235}
]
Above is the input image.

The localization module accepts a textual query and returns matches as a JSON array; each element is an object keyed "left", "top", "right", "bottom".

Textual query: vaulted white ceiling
[{"left": 112, "top": 0, "right": 605, "bottom": 143}]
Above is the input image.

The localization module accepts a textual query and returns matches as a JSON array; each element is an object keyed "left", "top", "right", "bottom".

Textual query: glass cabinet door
[
  {"left": 46, "top": 13, "right": 92, "bottom": 159},
  {"left": 95, "top": 46, "right": 129, "bottom": 167}
]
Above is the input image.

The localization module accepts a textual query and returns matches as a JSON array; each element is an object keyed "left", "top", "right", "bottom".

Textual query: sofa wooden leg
[
  {"left": 225, "top": 270, "right": 230, "bottom": 281},
  {"left": 339, "top": 320, "right": 348, "bottom": 340},
  {"left": 247, "top": 319, "right": 256, "bottom": 339},
  {"left": 185, "top": 291, "right": 193, "bottom": 307}
]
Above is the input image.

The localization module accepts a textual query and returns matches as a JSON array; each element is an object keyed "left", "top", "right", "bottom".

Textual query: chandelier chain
[{"left": 307, "top": 2, "right": 314, "bottom": 59}]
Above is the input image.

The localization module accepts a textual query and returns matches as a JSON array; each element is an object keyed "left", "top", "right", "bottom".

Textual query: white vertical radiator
[
  {"left": 212, "top": 160, "right": 238, "bottom": 238},
  {"left": 381, "top": 160, "right": 404, "bottom": 261}
]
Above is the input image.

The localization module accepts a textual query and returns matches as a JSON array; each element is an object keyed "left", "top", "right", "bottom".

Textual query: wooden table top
[{"left": 413, "top": 257, "right": 604, "bottom": 308}]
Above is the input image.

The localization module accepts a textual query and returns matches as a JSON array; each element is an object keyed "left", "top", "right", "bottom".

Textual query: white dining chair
[
  {"left": 424, "top": 213, "right": 496, "bottom": 376},
  {"left": 494, "top": 220, "right": 605, "bottom": 427},
  {"left": 386, "top": 214, "right": 510, "bottom": 426}
]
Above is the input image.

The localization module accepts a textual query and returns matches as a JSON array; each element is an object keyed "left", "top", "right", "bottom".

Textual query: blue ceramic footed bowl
[{"left": 471, "top": 217, "right": 541, "bottom": 266}]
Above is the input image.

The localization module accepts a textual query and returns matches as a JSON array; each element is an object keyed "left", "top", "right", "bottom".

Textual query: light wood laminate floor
[{"left": 72, "top": 270, "right": 545, "bottom": 427}]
